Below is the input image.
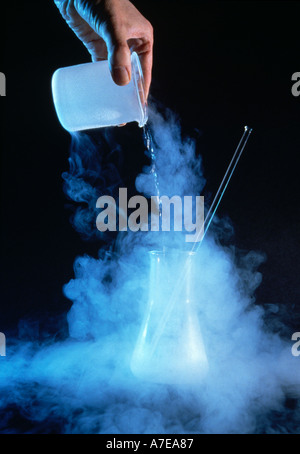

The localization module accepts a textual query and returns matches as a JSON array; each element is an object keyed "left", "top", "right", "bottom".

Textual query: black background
[{"left": 1, "top": 0, "right": 300, "bottom": 333}]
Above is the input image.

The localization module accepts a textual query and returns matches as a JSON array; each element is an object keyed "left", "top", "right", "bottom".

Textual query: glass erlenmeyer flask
[{"left": 131, "top": 249, "right": 209, "bottom": 384}]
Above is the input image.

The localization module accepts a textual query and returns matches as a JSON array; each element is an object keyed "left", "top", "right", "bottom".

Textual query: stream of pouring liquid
[
  {"left": 143, "top": 124, "right": 165, "bottom": 242},
  {"left": 143, "top": 125, "right": 161, "bottom": 203}
]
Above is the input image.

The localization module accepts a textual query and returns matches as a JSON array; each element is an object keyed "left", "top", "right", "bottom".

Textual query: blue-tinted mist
[{"left": 0, "top": 106, "right": 299, "bottom": 434}]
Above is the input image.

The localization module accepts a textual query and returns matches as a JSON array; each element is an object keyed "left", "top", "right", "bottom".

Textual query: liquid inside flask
[{"left": 131, "top": 250, "right": 209, "bottom": 385}]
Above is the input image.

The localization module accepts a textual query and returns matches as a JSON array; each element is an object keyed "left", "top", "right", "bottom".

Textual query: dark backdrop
[{"left": 1, "top": 1, "right": 300, "bottom": 333}]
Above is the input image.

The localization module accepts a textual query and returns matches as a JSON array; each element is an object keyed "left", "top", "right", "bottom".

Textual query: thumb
[{"left": 103, "top": 28, "right": 132, "bottom": 86}]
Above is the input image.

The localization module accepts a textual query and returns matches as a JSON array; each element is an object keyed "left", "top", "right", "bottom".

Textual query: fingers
[
  {"left": 138, "top": 50, "right": 153, "bottom": 100},
  {"left": 85, "top": 38, "right": 108, "bottom": 62},
  {"left": 87, "top": 0, "right": 153, "bottom": 92},
  {"left": 58, "top": 0, "right": 153, "bottom": 96}
]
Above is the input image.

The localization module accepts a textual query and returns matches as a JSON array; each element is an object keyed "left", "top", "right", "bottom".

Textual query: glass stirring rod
[{"left": 191, "top": 125, "right": 253, "bottom": 251}]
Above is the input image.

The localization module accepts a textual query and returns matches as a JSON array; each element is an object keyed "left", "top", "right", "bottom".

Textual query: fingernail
[{"left": 112, "top": 66, "right": 130, "bottom": 85}]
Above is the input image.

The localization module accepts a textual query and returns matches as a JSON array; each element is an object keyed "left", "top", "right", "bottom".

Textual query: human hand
[{"left": 54, "top": 0, "right": 153, "bottom": 99}]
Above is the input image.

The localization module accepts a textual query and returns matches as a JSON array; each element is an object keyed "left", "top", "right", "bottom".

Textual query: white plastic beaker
[
  {"left": 131, "top": 250, "right": 209, "bottom": 385},
  {"left": 51, "top": 52, "right": 147, "bottom": 131}
]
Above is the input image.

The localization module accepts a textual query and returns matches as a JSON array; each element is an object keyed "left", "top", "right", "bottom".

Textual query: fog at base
[{"left": 0, "top": 107, "right": 299, "bottom": 434}]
